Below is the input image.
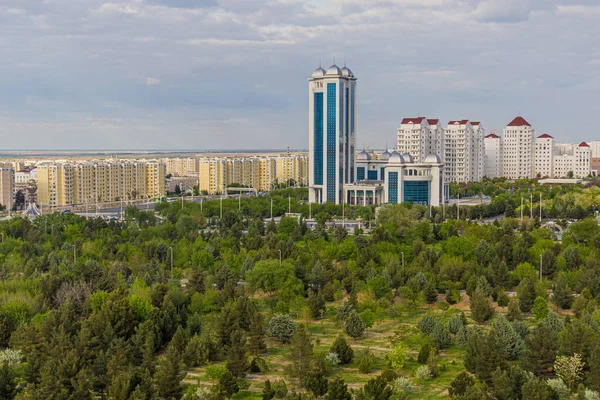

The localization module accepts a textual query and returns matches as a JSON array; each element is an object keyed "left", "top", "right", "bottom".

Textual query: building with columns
[{"left": 308, "top": 63, "right": 357, "bottom": 204}]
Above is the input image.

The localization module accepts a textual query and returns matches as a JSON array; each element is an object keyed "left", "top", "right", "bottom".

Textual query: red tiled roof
[
  {"left": 507, "top": 116, "right": 531, "bottom": 127},
  {"left": 579, "top": 142, "right": 590, "bottom": 147},
  {"left": 537, "top": 134, "right": 553, "bottom": 139},
  {"left": 401, "top": 117, "right": 425, "bottom": 124},
  {"left": 471, "top": 121, "right": 480, "bottom": 126},
  {"left": 427, "top": 119, "right": 439, "bottom": 125},
  {"left": 448, "top": 120, "right": 469, "bottom": 125},
  {"left": 485, "top": 133, "right": 500, "bottom": 139}
]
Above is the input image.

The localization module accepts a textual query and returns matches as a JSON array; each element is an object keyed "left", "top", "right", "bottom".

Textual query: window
[
  {"left": 326, "top": 83, "right": 336, "bottom": 202},
  {"left": 357, "top": 167, "right": 365, "bottom": 181},
  {"left": 388, "top": 172, "right": 398, "bottom": 204},
  {"left": 313, "top": 92, "right": 324, "bottom": 185},
  {"left": 367, "top": 170, "right": 378, "bottom": 181},
  {"left": 404, "top": 181, "right": 430, "bottom": 205}
]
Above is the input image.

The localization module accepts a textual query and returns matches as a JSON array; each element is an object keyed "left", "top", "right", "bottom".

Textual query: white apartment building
[
  {"left": 445, "top": 120, "right": 484, "bottom": 182},
  {"left": 553, "top": 143, "right": 591, "bottom": 178},
  {"left": 428, "top": 119, "right": 445, "bottom": 165},
  {"left": 502, "top": 116, "right": 535, "bottom": 179},
  {"left": 534, "top": 134, "right": 556, "bottom": 178},
  {"left": 14, "top": 168, "right": 38, "bottom": 184},
  {"left": 483, "top": 133, "right": 503, "bottom": 178},
  {"left": 589, "top": 141, "right": 600, "bottom": 159},
  {"left": 163, "top": 158, "right": 198, "bottom": 177},
  {"left": 397, "top": 118, "right": 431, "bottom": 163},
  {"left": 0, "top": 168, "right": 14, "bottom": 210}
]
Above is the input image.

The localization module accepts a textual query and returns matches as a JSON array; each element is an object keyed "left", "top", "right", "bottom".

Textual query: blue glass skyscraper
[{"left": 308, "top": 63, "right": 357, "bottom": 204}]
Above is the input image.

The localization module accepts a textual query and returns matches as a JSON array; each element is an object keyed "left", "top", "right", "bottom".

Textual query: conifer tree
[
  {"left": 330, "top": 336, "right": 353, "bottom": 365},
  {"left": 345, "top": 311, "right": 365, "bottom": 339},
  {"left": 154, "top": 347, "right": 184, "bottom": 400},
  {"left": 227, "top": 330, "right": 248, "bottom": 378},
  {"left": 262, "top": 380, "right": 275, "bottom": 400},
  {"left": 327, "top": 377, "right": 351, "bottom": 400},
  {"left": 307, "top": 289, "right": 326, "bottom": 319},
  {"left": 518, "top": 279, "right": 536, "bottom": 313},
  {"left": 506, "top": 297, "right": 522, "bottom": 321},
  {"left": 289, "top": 324, "right": 314, "bottom": 379},
  {"left": 0, "top": 362, "right": 17, "bottom": 400},
  {"left": 248, "top": 312, "right": 267, "bottom": 356},
  {"left": 470, "top": 287, "right": 494, "bottom": 323}
]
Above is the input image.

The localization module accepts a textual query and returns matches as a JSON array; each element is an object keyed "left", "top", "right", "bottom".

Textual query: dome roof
[
  {"left": 388, "top": 151, "right": 403, "bottom": 164},
  {"left": 341, "top": 66, "right": 354, "bottom": 77},
  {"left": 312, "top": 67, "right": 326, "bottom": 78},
  {"left": 424, "top": 154, "right": 441, "bottom": 163},
  {"left": 356, "top": 150, "right": 371, "bottom": 161},
  {"left": 326, "top": 64, "right": 342, "bottom": 76},
  {"left": 380, "top": 150, "right": 391, "bottom": 161},
  {"left": 401, "top": 153, "right": 414, "bottom": 163}
]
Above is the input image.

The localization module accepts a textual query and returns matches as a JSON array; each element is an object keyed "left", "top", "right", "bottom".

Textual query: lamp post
[
  {"left": 530, "top": 194, "right": 533, "bottom": 220},
  {"left": 278, "top": 249, "right": 282, "bottom": 266},
  {"left": 401, "top": 252, "right": 405, "bottom": 269},
  {"left": 539, "top": 254, "right": 543, "bottom": 282},
  {"left": 168, "top": 246, "right": 173, "bottom": 271}
]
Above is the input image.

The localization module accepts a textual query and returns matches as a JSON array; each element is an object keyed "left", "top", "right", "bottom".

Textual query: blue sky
[{"left": 0, "top": 0, "right": 598, "bottom": 150}]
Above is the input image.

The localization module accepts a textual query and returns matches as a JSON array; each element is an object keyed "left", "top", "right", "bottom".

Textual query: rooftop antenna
[
  {"left": 344, "top": 56, "right": 347, "bottom": 67},
  {"left": 333, "top": 54, "right": 336, "bottom": 65},
  {"left": 319, "top": 57, "right": 321, "bottom": 68}
]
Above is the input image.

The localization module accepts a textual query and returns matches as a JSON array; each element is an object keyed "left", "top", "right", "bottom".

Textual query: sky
[{"left": 0, "top": 0, "right": 599, "bottom": 150}]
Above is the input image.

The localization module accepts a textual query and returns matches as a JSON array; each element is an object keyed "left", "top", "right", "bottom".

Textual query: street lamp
[
  {"left": 278, "top": 249, "right": 282, "bottom": 266},
  {"left": 66, "top": 243, "right": 76, "bottom": 263},
  {"left": 168, "top": 246, "right": 173, "bottom": 271}
]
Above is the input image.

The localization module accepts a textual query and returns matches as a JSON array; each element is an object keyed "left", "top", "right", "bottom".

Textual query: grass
[{"left": 185, "top": 299, "right": 471, "bottom": 399}]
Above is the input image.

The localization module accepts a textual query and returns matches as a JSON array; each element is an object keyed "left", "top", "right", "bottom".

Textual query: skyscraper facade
[{"left": 308, "top": 63, "right": 357, "bottom": 204}]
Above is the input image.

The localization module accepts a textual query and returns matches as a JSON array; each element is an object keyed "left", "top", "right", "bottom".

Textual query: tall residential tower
[{"left": 308, "top": 63, "right": 357, "bottom": 204}]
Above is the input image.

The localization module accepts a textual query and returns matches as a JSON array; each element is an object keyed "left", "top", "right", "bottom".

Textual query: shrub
[
  {"left": 387, "top": 343, "right": 407, "bottom": 370},
  {"left": 417, "top": 314, "right": 437, "bottom": 335},
  {"left": 345, "top": 311, "right": 365, "bottom": 339},
  {"left": 205, "top": 365, "right": 228, "bottom": 382},
  {"left": 379, "top": 369, "right": 398, "bottom": 383},
  {"left": 415, "top": 365, "right": 431, "bottom": 381},
  {"left": 546, "top": 378, "right": 569, "bottom": 399},
  {"left": 431, "top": 322, "right": 451, "bottom": 348},
  {"left": 392, "top": 376, "right": 413, "bottom": 399},
  {"left": 447, "top": 313, "right": 465, "bottom": 335},
  {"left": 249, "top": 357, "right": 269, "bottom": 373},
  {"left": 358, "top": 350, "right": 375, "bottom": 374},
  {"left": 417, "top": 342, "right": 432, "bottom": 364},
  {"left": 267, "top": 314, "right": 297, "bottom": 344},
  {"left": 325, "top": 352, "right": 341, "bottom": 366},
  {"left": 273, "top": 379, "right": 288, "bottom": 398},
  {"left": 330, "top": 335, "right": 353, "bottom": 364}
]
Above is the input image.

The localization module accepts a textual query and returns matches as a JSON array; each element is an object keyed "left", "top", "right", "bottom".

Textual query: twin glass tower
[{"left": 308, "top": 63, "right": 357, "bottom": 204}]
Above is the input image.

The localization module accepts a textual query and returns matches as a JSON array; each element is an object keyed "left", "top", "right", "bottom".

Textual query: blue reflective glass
[
  {"left": 367, "top": 170, "right": 378, "bottom": 181},
  {"left": 314, "top": 92, "right": 323, "bottom": 185},
  {"left": 389, "top": 172, "right": 398, "bottom": 204},
  {"left": 357, "top": 167, "right": 365, "bottom": 181},
  {"left": 404, "top": 181, "right": 430, "bottom": 205},
  {"left": 327, "top": 83, "right": 336, "bottom": 202}
]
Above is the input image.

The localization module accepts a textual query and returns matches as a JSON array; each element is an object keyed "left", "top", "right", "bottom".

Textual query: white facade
[
  {"left": 534, "top": 134, "right": 555, "bottom": 178},
  {"left": 445, "top": 120, "right": 483, "bottom": 183},
  {"left": 589, "top": 141, "right": 600, "bottom": 158},
  {"left": 308, "top": 64, "right": 357, "bottom": 204},
  {"left": 428, "top": 119, "right": 446, "bottom": 166},
  {"left": 502, "top": 116, "right": 535, "bottom": 179},
  {"left": 484, "top": 134, "right": 503, "bottom": 178},
  {"left": 552, "top": 143, "right": 591, "bottom": 178},
  {"left": 396, "top": 117, "right": 430, "bottom": 163}
]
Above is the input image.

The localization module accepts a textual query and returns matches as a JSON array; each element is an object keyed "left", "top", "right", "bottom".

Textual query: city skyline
[{"left": 1, "top": 0, "right": 599, "bottom": 150}]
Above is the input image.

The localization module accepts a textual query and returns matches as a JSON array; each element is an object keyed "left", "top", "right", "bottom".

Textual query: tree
[
  {"left": 358, "top": 350, "right": 375, "bottom": 374},
  {"left": 0, "top": 362, "right": 16, "bottom": 400},
  {"left": 227, "top": 330, "right": 248, "bottom": 377},
  {"left": 417, "top": 314, "right": 437, "bottom": 335},
  {"left": 554, "top": 353, "right": 585, "bottom": 390},
  {"left": 302, "top": 368, "right": 328, "bottom": 397},
  {"left": 307, "top": 289, "right": 326, "bottom": 319},
  {"left": 330, "top": 336, "right": 353, "bottom": 365},
  {"left": 262, "top": 380, "right": 275, "bottom": 400},
  {"left": 327, "top": 377, "right": 351, "bottom": 400},
  {"left": 289, "top": 324, "right": 313, "bottom": 379},
  {"left": 424, "top": 281, "right": 438, "bottom": 304},
  {"left": 470, "top": 287, "right": 494, "bottom": 323},
  {"left": 490, "top": 314, "right": 524, "bottom": 360},
  {"left": 418, "top": 342, "right": 432, "bottom": 365},
  {"left": 267, "top": 314, "right": 296, "bottom": 344},
  {"left": 448, "top": 313, "right": 465, "bottom": 335},
  {"left": 345, "top": 311, "right": 365, "bottom": 339},
  {"left": 361, "top": 375, "right": 393, "bottom": 400},
  {"left": 387, "top": 343, "right": 406, "bottom": 370},
  {"left": 216, "top": 370, "right": 239, "bottom": 399},
  {"left": 520, "top": 378, "right": 554, "bottom": 400},
  {"left": 431, "top": 322, "right": 451, "bottom": 348},
  {"left": 154, "top": 347, "right": 184, "bottom": 400},
  {"left": 518, "top": 279, "right": 536, "bottom": 313},
  {"left": 248, "top": 312, "right": 267, "bottom": 356},
  {"left": 506, "top": 298, "right": 522, "bottom": 322},
  {"left": 532, "top": 297, "right": 549, "bottom": 320},
  {"left": 448, "top": 371, "right": 475, "bottom": 398},
  {"left": 553, "top": 276, "right": 573, "bottom": 310}
]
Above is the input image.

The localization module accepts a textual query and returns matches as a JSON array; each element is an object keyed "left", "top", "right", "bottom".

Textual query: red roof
[
  {"left": 471, "top": 121, "right": 480, "bottom": 126},
  {"left": 427, "top": 119, "right": 439, "bottom": 125},
  {"left": 579, "top": 142, "right": 590, "bottom": 147},
  {"left": 448, "top": 119, "right": 469, "bottom": 125},
  {"left": 401, "top": 117, "right": 425, "bottom": 125},
  {"left": 507, "top": 116, "right": 531, "bottom": 127},
  {"left": 537, "top": 134, "right": 553, "bottom": 139},
  {"left": 485, "top": 133, "right": 500, "bottom": 139}
]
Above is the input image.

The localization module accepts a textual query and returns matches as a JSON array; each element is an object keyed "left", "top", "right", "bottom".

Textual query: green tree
[
  {"left": 524, "top": 322, "right": 559, "bottom": 377},
  {"left": 552, "top": 276, "right": 573, "bottom": 310},
  {"left": 470, "top": 287, "right": 494, "bottom": 323},
  {"left": 248, "top": 312, "right": 267, "bottom": 355},
  {"left": 518, "top": 279, "right": 536, "bottom": 313},
  {"left": 154, "top": 347, "right": 184, "bottom": 400},
  {"left": 358, "top": 350, "right": 375, "bottom": 374},
  {"left": 554, "top": 353, "right": 584, "bottom": 390},
  {"left": 424, "top": 281, "right": 438, "bottom": 304},
  {"left": 289, "top": 324, "right": 313, "bottom": 379},
  {"left": 330, "top": 336, "right": 353, "bottom": 365},
  {"left": 387, "top": 343, "right": 407, "bottom": 370},
  {"left": 307, "top": 289, "right": 326, "bottom": 319},
  {"left": 520, "top": 378, "right": 554, "bottom": 400},
  {"left": 506, "top": 298, "right": 522, "bottom": 322},
  {"left": 267, "top": 314, "right": 296, "bottom": 344},
  {"left": 0, "top": 362, "right": 17, "bottom": 400},
  {"left": 345, "top": 311, "right": 365, "bottom": 339},
  {"left": 216, "top": 370, "right": 239, "bottom": 399},
  {"left": 302, "top": 367, "right": 328, "bottom": 397},
  {"left": 262, "top": 380, "right": 275, "bottom": 400},
  {"left": 361, "top": 375, "right": 393, "bottom": 400},
  {"left": 227, "top": 330, "right": 248, "bottom": 377},
  {"left": 448, "top": 371, "right": 475, "bottom": 398},
  {"left": 490, "top": 314, "right": 524, "bottom": 360},
  {"left": 532, "top": 297, "right": 549, "bottom": 320},
  {"left": 326, "top": 377, "right": 351, "bottom": 400}
]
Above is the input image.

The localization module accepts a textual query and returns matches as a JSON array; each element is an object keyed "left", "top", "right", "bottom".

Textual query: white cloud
[{"left": 146, "top": 77, "right": 161, "bottom": 86}]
